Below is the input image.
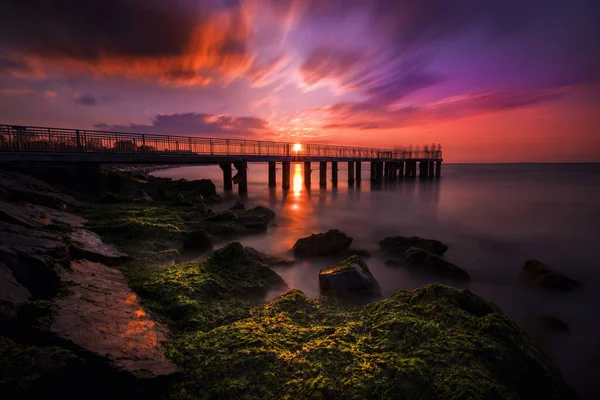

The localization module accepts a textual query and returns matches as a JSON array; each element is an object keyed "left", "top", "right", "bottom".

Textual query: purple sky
[{"left": 1, "top": 0, "right": 599, "bottom": 161}]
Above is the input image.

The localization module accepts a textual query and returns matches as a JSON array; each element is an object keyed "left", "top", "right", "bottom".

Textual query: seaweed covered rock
[
  {"left": 292, "top": 229, "right": 353, "bottom": 257},
  {"left": 183, "top": 229, "right": 212, "bottom": 251},
  {"left": 319, "top": 256, "right": 379, "bottom": 295},
  {"left": 379, "top": 235, "right": 448, "bottom": 256},
  {"left": 401, "top": 247, "right": 470, "bottom": 281},
  {"left": 523, "top": 260, "right": 581, "bottom": 291},
  {"left": 205, "top": 206, "right": 276, "bottom": 237},
  {"left": 168, "top": 284, "right": 578, "bottom": 400}
]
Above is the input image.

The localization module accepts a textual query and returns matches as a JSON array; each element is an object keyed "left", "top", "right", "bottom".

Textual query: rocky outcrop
[
  {"left": 67, "top": 229, "right": 129, "bottom": 265},
  {"left": 0, "top": 200, "right": 85, "bottom": 229},
  {"left": 379, "top": 235, "right": 448, "bottom": 256},
  {"left": 51, "top": 260, "right": 176, "bottom": 377},
  {"left": 205, "top": 206, "right": 276, "bottom": 237},
  {"left": 293, "top": 229, "right": 353, "bottom": 257},
  {"left": 522, "top": 260, "right": 581, "bottom": 292},
  {"left": 393, "top": 247, "right": 471, "bottom": 281},
  {"left": 319, "top": 256, "right": 379, "bottom": 295},
  {"left": 245, "top": 247, "right": 295, "bottom": 266},
  {"left": 0, "top": 262, "right": 31, "bottom": 321},
  {"left": 172, "top": 178, "right": 217, "bottom": 199},
  {"left": 0, "top": 170, "right": 79, "bottom": 209}
]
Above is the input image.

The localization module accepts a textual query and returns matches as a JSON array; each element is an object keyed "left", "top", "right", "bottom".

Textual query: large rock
[
  {"left": 398, "top": 247, "right": 471, "bottom": 281},
  {"left": 183, "top": 229, "right": 213, "bottom": 251},
  {"left": 0, "top": 200, "right": 85, "bottom": 229},
  {"left": 293, "top": 229, "right": 353, "bottom": 257},
  {"left": 0, "top": 262, "right": 31, "bottom": 321},
  {"left": 319, "top": 256, "right": 379, "bottom": 295},
  {"left": 205, "top": 206, "right": 276, "bottom": 237},
  {"left": 0, "top": 170, "right": 79, "bottom": 209},
  {"left": 245, "top": 247, "right": 295, "bottom": 267},
  {"left": 67, "top": 229, "right": 129, "bottom": 265},
  {"left": 173, "top": 178, "right": 217, "bottom": 199},
  {"left": 51, "top": 260, "right": 176, "bottom": 377},
  {"left": 230, "top": 200, "right": 245, "bottom": 211},
  {"left": 522, "top": 260, "right": 581, "bottom": 292},
  {"left": 379, "top": 235, "right": 448, "bottom": 256}
]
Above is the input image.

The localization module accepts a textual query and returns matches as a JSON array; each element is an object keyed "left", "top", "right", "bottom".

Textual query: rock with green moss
[
  {"left": 523, "top": 260, "right": 580, "bottom": 291},
  {"left": 319, "top": 256, "right": 379, "bottom": 295},
  {"left": 380, "top": 235, "right": 448, "bottom": 256},
  {"left": 166, "top": 284, "right": 578, "bottom": 399},
  {"left": 293, "top": 229, "right": 353, "bottom": 257},
  {"left": 205, "top": 206, "right": 276, "bottom": 237},
  {"left": 244, "top": 247, "right": 295, "bottom": 266},
  {"left": 401, "top": 247, "right": 471, "bottom": 281}
]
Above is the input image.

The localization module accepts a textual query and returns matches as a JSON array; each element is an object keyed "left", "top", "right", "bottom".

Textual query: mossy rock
[
  {"left": 166, "top": 284, "right": 578, "bottom": 399},
  {"left": 319, "top": 256, "right": 380, "bottom": 296},
  {"left": 293, "top": 229, "right": 353, "bottom": 257},
  {"left": 380, "top": 235, "right": 448, "bottom": 256}
]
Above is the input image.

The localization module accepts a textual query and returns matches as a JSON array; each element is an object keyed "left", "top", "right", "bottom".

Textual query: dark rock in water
[
  {"left": 0, "top": 262, "right": 31, "bottom": 321},
  {"left": 245, "top": 205, "right": 276, "bottom": 221},
  {"left": 173, "top": 178, "right": 217, "bottom": 198},
  {"left": 100, "top": 191, "right": 121, "bottom": 204},
  {"left": 67, "top": 229, "right": 129, "bottom": 265},
  {"left": 230, "top": 200, "right": 245, "bottom": 211},
  {"left": 173, "top": 198, "right": 194, "bottom": 207},
  {"left": 319, "top": 256, "right": 379, "bottom": 295},
  {"left": 539, "top": 314, "right": 570, "bottom": 333},
  {"left": 245, "top": 247, "right": 295, "bottom": 266},
  {"left": 205, "top": 206, "right": 276, "bottom": 237},
  {"left": 183, "top": 229, "right": 213, "bottom": 251},
  {"left": 379, "top": 235, "right": 448, "bottom": 256},
  {"left": 403, "top": 247, "right": 471, "bottom": 281},
  {"left": 293, "top": 229, "right": 353, "bottom": 257},
  {"left": 206, "top": 210, "right": 237, "bottom": 222},
  {"left": 523, "top": 260, "right": 581, "bottom": 292},
  {"left": 51, "top": 260, "right": 177, "bottom": 377}
]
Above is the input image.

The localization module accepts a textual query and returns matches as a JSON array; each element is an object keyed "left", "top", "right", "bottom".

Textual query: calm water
[{"left": 153, "top": 163, "right": 600, "bottom": 398}]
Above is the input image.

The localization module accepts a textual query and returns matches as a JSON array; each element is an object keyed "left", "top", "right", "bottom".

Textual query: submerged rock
[
  {"left": 319, "top": 256, "right": 379, "bottom": 295},
  {"left": 400, "top": 247, "right": 471, "bottom": 281},
  {"left": 379, "top": 235, "right": 448, "bottom": 256},
  {"left": 230, "top": 200, "right": 245, "bottom": 211},
  {"left": 67, "top": 229, "right": 129, "bottom": 265},
  {"left": 523, "top": 260, "right": 581, "bottom": 292},
  {"left": 539, "top": 314, "right": 570, "bottom": 333},
  {"left": 293, "top": 229, "right": 353, "bottom": 257}
]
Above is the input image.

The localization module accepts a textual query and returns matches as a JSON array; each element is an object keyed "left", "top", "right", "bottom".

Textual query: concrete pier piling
[
  {"left": 268, "top": 161, "right": 276, "bottom": 187},
  {"left": 405, "top": 161, "right": 417, "bottom": 178},
  {"left": 220, "top": 163, "right": 233, "bottom": 191},
  {"left": 398, "top": 161, "right": 404, "bottom": 178},
  {"left": 304, "top": 161, "right": 311, "bottom": 186},
  {"left": 356, "top": 161, "right": 362, "bottom": 182},
  {"left": 282, "top": 161, "right": 291, "bottom": 189},
  {"left": 331, "top": 161, "right": 338, "bottom": 185},
  {"left": 232, "top": 161, "right": 248, "bottom": 194},
  {"left": 348, "top": 161, "right": 355, "bottom": 183},
  {"left": 436, "top": 161, "right": 442, "bottom": 177},
  {"left": 319, "top": 162, "right": 327, "bottom": 187},
  {"left": 371, "top": 161, "right": 383, "bottom": 181}
]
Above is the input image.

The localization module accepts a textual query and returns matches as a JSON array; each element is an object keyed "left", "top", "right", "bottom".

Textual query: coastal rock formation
[
  {"left": 293, "top": 229, "right": 353, "bottom": 257},
  {"left": 319, "top": 256, "right": 379, "bottom": 295},
  {"left": 0, "top": 262, "right": 31, "bottom": 321},
  {"left": 0, "top": 170, "right": 80, "bottom": 210},
  {"left": 205, "top": 206, "right": 276, "bottom": 237},
  {"left": 67, "top": 229, "right": 129, "bottom": 265},
  {"left": 393, "top": 247, "right": 471, "bottom": 281},
  {"left": 245, "top": 247, "right": 295, "bottom": 266},
  {"left": 0, "top": 200, "right": 85, "bottom": 229},
  {"left": 523, "top": 260, "right": 581, "bottom": 291},
  {"left": 171, "top": 284, "right": 579, "bottom": 399},
  {"left": 379, "top": 235, "right": 448, "bottom": 256},
  {"left": 172, "top": 178, "right": 217, "bottom": 199},
  {"left": 183, "top": 229, "right": 213, "bottom": 251}
]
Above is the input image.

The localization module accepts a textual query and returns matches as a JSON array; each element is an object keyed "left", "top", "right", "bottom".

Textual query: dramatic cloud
[{"left": 94, "top": 112, "right": 272, "bottom": 138}]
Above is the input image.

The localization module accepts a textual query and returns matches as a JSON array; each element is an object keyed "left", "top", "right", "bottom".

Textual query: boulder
[
  {"left": 205, "top": 206, "right": 277, "bottom": 237},
  {"left": 0, "top": 262, "right": 31, "bottom": 321},
  {"left": 245, "top": 247, "right": 295, "bottom": 266},
  {"left": 522, "top": 260, "right": 581, "bottom": 292},
  {"left": 67, "top": 229, "right": 129, "bottom": 265},
  {"left": 0, "top": 200, "right": 85, "bottom": 229},
  {"left": 0, "top": 170, "right": 79, "bottom": 209},
  {"left": 379, "top": 235, "right": 448, "bottom": 256},
  {"left": 538, "top": 314, "right": 570, "bottom": 333},
  {"left": 230, "top": 200, "right": 246, "bottom": 211},
  {"left": 173, "top": 178, "right": 217, "bottom": 198},
  {"left": 293, "top": 229, "right": 353, "bottom": 257},
  {"left": 402, "top": 247, "right": 470, "bottom": 281},
  {"left": 183, "top": 230, "right": 213, "bottom": 251},
  {"left": 319, "top": 256, "right": 379, "bottom": 295}
]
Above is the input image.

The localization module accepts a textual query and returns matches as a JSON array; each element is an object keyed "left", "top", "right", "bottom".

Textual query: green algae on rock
[
  {"left": 319, "top": 256, "right": 380, "bottom": 295},
  {"left": 165, "top": 284, "right": 578, "bottom": 400}
]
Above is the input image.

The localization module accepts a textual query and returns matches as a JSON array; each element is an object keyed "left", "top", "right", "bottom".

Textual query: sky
[{"left": 1, "top": 0, "right": 599, "bottom": 162}]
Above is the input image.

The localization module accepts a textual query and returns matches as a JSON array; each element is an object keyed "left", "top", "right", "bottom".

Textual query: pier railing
[{"left": 0, "top": 124, "right": 442, "bottom": 160}]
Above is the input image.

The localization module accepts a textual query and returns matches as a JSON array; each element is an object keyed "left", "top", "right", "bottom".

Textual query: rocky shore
[{"left": 0, "top": 164, "right": 580, "bottom": 399}]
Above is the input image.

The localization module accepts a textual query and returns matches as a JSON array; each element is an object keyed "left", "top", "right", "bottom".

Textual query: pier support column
[
  {"left": 304, "top": 161, "right": 311, "bottom": 187},
  {"left": 268, "top": 161, "right": 276, "bottom": 187},
  {"left": 384, "top": 162, "right": 390, "bottom": 178},
  {"left": 419, "top": 161, "right": 429, "bottom": 178},
  {"left": 282, "top": 161, "right": 291, "bottom": 189},
  {"left": 435, "top": 161, "right": 442, "bottom": 177},
  {"left": 398, "top": 161, "right": 404, "bottom": 178},
  {"left": 331, "top": 161, "right": 338, "bottom": 185},
  {"left": 405, "top": 161, "right": 416, "bottom": 178},
  {"left": 356, "top": 161, "right": 362, "bottom": 181},
  {"left": 390, "top": 162, "right": 397, "bottom": 179},
  {"left": 348, "top": 161, "right": 355, "bottom": 183},
  {"left": 429, "top": 161, "right": 435, "bottom": 179},
  {"left": 319, "top": 161, "right": 327, "bottom": 187},
  {"left": 220, "top": 163, "right": 233, "bottom": 191},
  {"left": 370, "top": 162, "right": 376, "bottom": 180},
  {"left": 232, "top": 161, "right": 247, "bottom": 194},
  {"left": 372, "top": 161, "right": 383, "bottom": 181}
]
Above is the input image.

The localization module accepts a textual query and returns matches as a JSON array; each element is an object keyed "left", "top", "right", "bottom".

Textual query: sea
[{"left": 153, "top": 162, "right": 600, "bottom": 398}]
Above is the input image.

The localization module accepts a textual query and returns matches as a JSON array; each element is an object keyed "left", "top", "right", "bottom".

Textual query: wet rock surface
[
  {"left": 0, "top": 170, "right": 79, "bottom": 209},
  {"left": 0, "top": 200, "right": 85, "bottom": 229},
  {"left": 319, "top": 256, "right": 380, "bottom": 295},
  {"left": 0, "top": 262, "right": 31, "bottom": 321},
  {"left": 523, "top": 260, "right": 581, "bottom": 291},
  {"left": 245, "top": 247, "right": 295, "bottom": 266},
  {"left": 293, "top": 229, "right": 353, "bottom": 257},
  {"left": 51, "top": 260, "right": 176, "bottom": 376},
  {"left": 394, "top": 247, "right": 471, "bottom": 281},
  {"left": 205, "top": 206, "right": 276, "bottom": 237},
  {"left": 379, "top": 235, "right": 448, "bottom": 256},
  {"left": 68, "top": 229, "right": 129, "bottom": 265}
]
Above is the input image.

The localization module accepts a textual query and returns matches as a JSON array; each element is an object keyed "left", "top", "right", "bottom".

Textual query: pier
[{"left": 0, "top": 124, "right": 443, "bottom": 194}]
